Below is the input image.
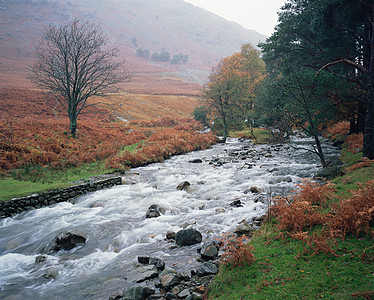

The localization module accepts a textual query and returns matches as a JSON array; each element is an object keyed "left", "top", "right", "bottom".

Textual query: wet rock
[
  {"left": 250, "top": 186, "right": 261, "bottom": 193},
  {"left": 166, "top": 230, "right": 176, "bottom": 240},
  {"left": 314, "top": 165, "right": 345, "bottom": 180},
  {"left": 196, "top": 262, "right": 218, "bottom": 277},
  {"left": 150, "top": 257, "right": 166, "bottom": 271},
  {"left": 122, "top": 285, "right": 155, "bottom": 300},
  {"left": 177, "top": 181, "right": 191, "bottom": 191},
  {"left": 200, "top": 243, "right": 219, "bottom": 261},
  {"left": 45, "top": 230, "right": 87, "bottom": 254},
  {"left": 189, "top": 158, "right": 203, "bottom": 163},
  {"left": 35, "top": 255, "right": 47, "bottom": 264},
  {"left": 176, "top": 228, "right": 202, "bottom": 246},
  {"left": 253, "top": 215, "right": 266, "bottom": 226},
  {"left": 148, "top": 293, "right": 165, "bottom": 299},
  {"left": 254, "top": 195, "right": 265, "bottom": 204},
  {"left": 42, "top": 267, "right": 59, "bottom": 280},
  {"left": 234, "top": 222, "right": 256, "bottom": 237},
  {"left": 332, "top": 140, "right": 344, "bottom": 148},
  {"left": 179, "top": 289, "right": 191, "bottom": 298},
  {"left": 229, "top": 200, "right": 242, "bottom": 207},
  {"left": 165, "top": 293, "right": 178, "bottom": 300},
  {"left": 244, "top": 186, "right": 260, "bottom": 194},
  {"left": 188, "top": 292, "right": 203, "bottom": 300},
  {"left": 159, "top": 268, "right": 181, "bottom": 290},
  {"left": 108, "top": 292, "right": 122, "bottom": 300},
  {"left": 276, "top": 176, "right": 292, "bottom": 183},
  {"left": 137, "top": 256, "right": 150, "bottom": 264},
  {"left": 127, "top": 265, "right": 159, "bottom": 283},
  {"left": 172, "top": 285, "right": 181, "bottom": 295},
  {"left": 146, "top": 204, "right": 165, "bottom": 218},
  {"left": 138, "top": 256, "right": 165, "bottom": 271},
  {"left": 215, "top": 208, "right": 225, "bottom": 213}
]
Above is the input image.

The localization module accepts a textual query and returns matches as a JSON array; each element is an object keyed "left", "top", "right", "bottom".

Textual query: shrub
[
  {"left": 219, "top": 234, "right": 255, "bottom": 267},
  {"left": 329, "top": 180, "right": 374, "bottom": 239}
]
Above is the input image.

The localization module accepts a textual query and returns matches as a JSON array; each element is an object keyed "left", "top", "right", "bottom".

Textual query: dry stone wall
[{"left": 0, "top": 177, "right": 122, "bottom": 219}]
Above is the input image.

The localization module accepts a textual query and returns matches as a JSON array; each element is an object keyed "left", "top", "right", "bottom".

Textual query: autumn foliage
[
  {"left": 270, "top": 180, "right": 374, "bottom": 256},
  {"left": 219, "top": 234, "right": 255, "bottom": 267},
  {"left": 0, "top": 114, "right": 215, "bottom": 175}
]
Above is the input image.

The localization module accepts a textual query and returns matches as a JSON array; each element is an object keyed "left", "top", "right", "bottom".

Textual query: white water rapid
[{"left": 0, "top": 137, "right": 340, "bottom": 299}]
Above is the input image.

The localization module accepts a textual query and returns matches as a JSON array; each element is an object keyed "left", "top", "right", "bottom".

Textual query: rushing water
[{"left": 0, "top": 137, "right": 340, "bottom": 299}]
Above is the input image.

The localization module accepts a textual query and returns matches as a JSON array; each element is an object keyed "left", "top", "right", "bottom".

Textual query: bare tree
[{"left": 29, "top": 18, "right": 130, "bottom": 137}]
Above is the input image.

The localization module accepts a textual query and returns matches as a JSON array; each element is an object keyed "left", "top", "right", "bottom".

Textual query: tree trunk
[
  {"left": 219, "top": 96, "right": 228, "bottom": 143},
  {"left": 68, "top": 109, "right": 78, "bottom": 138},
  {"left": 313, "top": 134, "right": 327, "bottom": 167},
  {"left": 363, "top": 13, "right": 374, "bottom": 159}
]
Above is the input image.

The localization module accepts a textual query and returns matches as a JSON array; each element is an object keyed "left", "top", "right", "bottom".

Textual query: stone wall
[{"left": 0, "top": 177, "right": 122, "bottom": 219}]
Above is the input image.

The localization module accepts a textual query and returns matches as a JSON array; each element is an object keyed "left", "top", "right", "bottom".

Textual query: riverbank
[
  {"left": 0, "top": 117, "right": 216, "bottom": 202},
  {"left": 207, "top": 127, "right": 374, "bottom": 299}
]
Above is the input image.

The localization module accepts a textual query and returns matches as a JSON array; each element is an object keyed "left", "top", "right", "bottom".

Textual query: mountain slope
[{"left": 0, "top": 0, "right": 266, "bottom": 94}]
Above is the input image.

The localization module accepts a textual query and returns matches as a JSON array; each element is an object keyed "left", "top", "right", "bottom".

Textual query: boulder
[
  {"left": 166, "top": 230, "right": 176, "bottom": 240},
  {"left": 244, "top": 186, "right": 260, "bottom": 194},
  {"left": 234, "top": 222, "right": 256, "bottom": 237},
  {"left": 34, "top": 255, "right": 47, "bottom": 265},
  {"left": 229, "top": 200, "right": 242, "bottom": 207},
  {"left": 314, "top": 165, "right": 345, "bottom": 180},
  {"left": 126, "top": 265, "right": 159, "bottom": 283},
  {"left": 196, "top": 262, "right": 218, "bottom": 277},
  {"left": 179, "top": 289, "right": 191, "bottom": 298},
  {"left": 200, "top": 243, "right": 219, "bottom": 261},
  {"left": 150, "top": 257, "right": 166, "bottom": 271},
  {"left": 45, "top": 230, "right": 87, "bottom": 254},
  {"left": 146, "top": 204, "right": 165, "bottom": 219},
  {"left": 176, "top": 181, "right": 191, "bottom": 191},
  {"left": 189, "top": 158, "right": 203, "bottom": 163},
  {"left": 42, "top": 267, "right": 59, "bottom": 280},
  {"left": 175, "top": 228, "right": 202, "bottom": 246},
  {"left": 122, "top": 285, "right": 155, "bottom": 300},
  {"left": 159, "top": 268, "right": 181, "bottom": 290}
]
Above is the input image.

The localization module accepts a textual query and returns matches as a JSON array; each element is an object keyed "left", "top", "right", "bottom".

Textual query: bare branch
[
  {"left": 316, "top": 59, "right": 368, "bottom": 76},
  {"left": 29, "top": 18, "right": 131, "bottom": 137}
]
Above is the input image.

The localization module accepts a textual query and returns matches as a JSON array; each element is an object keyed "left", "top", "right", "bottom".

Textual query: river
[{"left": 0, "top": 136, "right": 340, "bottom": 299}]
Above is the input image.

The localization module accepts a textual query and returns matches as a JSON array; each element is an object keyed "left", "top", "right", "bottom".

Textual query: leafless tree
[{"left": 29, "top": 18, "right": 130, "bottom": 137}]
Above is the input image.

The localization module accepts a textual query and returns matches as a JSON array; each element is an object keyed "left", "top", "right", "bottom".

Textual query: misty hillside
[{"left": 0, "top": 0, "right": 266, "bottom": 93}]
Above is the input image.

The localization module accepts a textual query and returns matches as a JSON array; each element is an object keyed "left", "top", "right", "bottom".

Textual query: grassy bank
[
  {"left": 229, "top": 127, "right": 271, "bottom": 144},
  {"left": 0, "top": 117, "right": 216, "bottom": 202},
  {"left": 208, "top": 126, "right": 374, "bottom": 299}
]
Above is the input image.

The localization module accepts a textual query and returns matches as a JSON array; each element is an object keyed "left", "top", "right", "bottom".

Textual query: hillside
[{"left": 0, "top": 0, "right": 266, "bottom": 94}]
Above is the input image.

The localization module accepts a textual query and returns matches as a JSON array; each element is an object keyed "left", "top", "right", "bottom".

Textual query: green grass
[
  {"left": 229, "top": 127, "right": 271, "bottom": 144},
  {"left": 209, "top": 223, "right": 374, "bottom": 300},
  {"left": 0, "top": 161, "right": 115, "bottom": 202},
  {"left": 0, "top": 140, "right": 150, "bottom": 202}
]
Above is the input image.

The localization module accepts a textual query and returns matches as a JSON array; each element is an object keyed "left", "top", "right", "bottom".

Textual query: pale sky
[{"left": 183, "top": 0, "right": 286, "bottom": 36}]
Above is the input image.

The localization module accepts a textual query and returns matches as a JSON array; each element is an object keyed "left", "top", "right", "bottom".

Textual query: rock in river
[
  {"left": 175, "top": 228, "right": 202, "bottom": 246},
  {"left": 44, "top": 230, "right": 87, "bottom": 254}
]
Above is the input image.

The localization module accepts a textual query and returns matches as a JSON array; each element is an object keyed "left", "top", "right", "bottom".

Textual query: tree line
[
  {"left": 198, "top": 0, "right": 374, "bottom": 163},
  {"left": 136, "top": 48, "right": 189, "bottom": 64}
]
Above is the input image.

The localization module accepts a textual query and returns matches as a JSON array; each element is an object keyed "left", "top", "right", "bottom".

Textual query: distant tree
[
  {"left": 171, "top": 53, "right": 189, "bottom": 64},
  {"left": 29, "top": 19, "right": 130, "bottom": 137},
  {"left": 136, "top": 48, "right": 144, "bottom": 57},
  {"left": 160, "top": 51, "right": 170, "bottom": 62},
  {"left": 143, "top": 49, "right": 150, "bottom": 59},
  {"left": 203, "top": 44, "right": 265, "bottom": 142},
  {"left": 193, "top": 106, "right": 209, "bottom": 126},
  {"left": 151, "top": 52, "right": 160, "bottom": 61},
  {"left": 131, "top": 37, "right": 137, "bottom": 48}
]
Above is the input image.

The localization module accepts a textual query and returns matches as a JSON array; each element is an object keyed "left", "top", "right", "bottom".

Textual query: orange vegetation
[
  {"left": 219, "top": 234, "right": 255, "bottom": 267},
  {"left": 0, "top": 88, "right": 214, "bottom": 175},
  {"left": 270, "top": 180, "right": 374, "bottom": 256}
]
